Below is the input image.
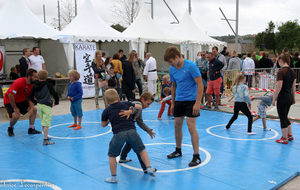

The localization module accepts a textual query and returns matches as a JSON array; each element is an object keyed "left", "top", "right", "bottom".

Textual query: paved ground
[{"left": 0, "top": 91, "right": 299, "bottom": 189}]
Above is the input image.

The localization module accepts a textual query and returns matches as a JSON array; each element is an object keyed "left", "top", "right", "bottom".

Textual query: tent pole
[
  {"left": 58, "top": 1, "right": 61, "bottom": 31},
  {"left": 235, "top": 0, "right": 239, "bottom": 52},
  {"left": 43, "top": 4, "right": 46, "bottom": 23}
]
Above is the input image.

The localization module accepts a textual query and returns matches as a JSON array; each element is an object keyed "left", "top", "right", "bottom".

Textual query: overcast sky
[{"left": 0, "top": 0, "right": 298, "bottom": 36}]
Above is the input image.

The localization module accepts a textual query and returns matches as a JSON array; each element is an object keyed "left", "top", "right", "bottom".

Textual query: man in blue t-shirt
[{"left": 163, "top": 46, "right": 203, "bottom": 167}]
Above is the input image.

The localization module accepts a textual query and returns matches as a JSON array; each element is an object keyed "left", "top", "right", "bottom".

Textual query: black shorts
[
  {"left": 173, "top": 101, "right": 199, "bottom": 118},
  {"left": 5, "top": 101, "right": 29, "bottom": 118}
]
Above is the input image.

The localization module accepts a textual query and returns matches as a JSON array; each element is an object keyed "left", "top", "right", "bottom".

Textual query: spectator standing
[
  {"left": 112, "top": 53, "right": 123, "bottom": 98},
  {"left": 242, "top": 53, "right": 255, "bottom": 87},
  {"left": 195, "top": 51, "right": 209, "bottom": 105},
  {"left": 143, "top": 53, "right": 158, "bottom": 96},
  {"left": 19, "top": 48, "right": 31, "bottom": 77},
  {"left": 258, "top": 52, "right": 271, "bottom": 89},
  {"left": 132, "top": 50, "right": 146, "bottom": 96},
  {"left": 92, "top": 50, "right": 107, "bottom": 109},
  {"left": 272, "top": 53, "right": 296, "bottom": 144},
  {"left": 206, "top": 53, "right": 224, "bottom": 110},
  {"left": 29, "top": 47, "right": 45, "bottom": 72},
  {"left": 227, "top": 50, "right": 241, "bottom": 71},
  {"left": 122, "top": 51, "right": 137, "bottom": 101}
]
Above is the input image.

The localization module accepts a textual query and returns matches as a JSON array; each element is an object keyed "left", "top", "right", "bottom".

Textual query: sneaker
[
  {"left": 28, "top": 128, "right": 42, "bottom": 134},
  {"left": 248, "top": 132, "right": 256, "bottom": 135},
  {"left": 144, "top": 167, "right": 157, "bottom": 174},
  {"left": 288, "top": 135, "right": 294, "bottom": 141},
  {"left": 68, "top": 124, "right": 77, "bottom": 128},
  {"left": 276, "top": 136, "right": 288, "bottom": 144},
  {"left": 73, "top": 125, "right": 82, "bottom": 130},
  {"left": 119, "top": 159, "right": 132, "bottom": 163},
  {"left": 146, "top": 167, "right": 156, "bottom": 177},
  {"left": 167, "top": 150, "right": 182, "bottom": 159},
  {"left": 105, "top": 176, "right": 117, "bottom": 183},
  {"left": 189, "top": 154, "right": 201, "bottom": 167},
  {"left": 205, "top": 105, "right": 211, "bottom": 109},
  {"left": 225, "top": 127, "right": 229, "bottom": 130},
  {"left": 43, "top": 140, "right": 55, "bottom": 145},
  {"left": 263, "top": 128, "right": 272, "bottom": 131},
  {"left": 157, "top": 117, "right": 162, "bottom": 120},
  {"left": 214, "top": 107, "right": 220, "bottom": 110},
  {"left": 7, "top": 127, "right": 14, "bottom": 137}
]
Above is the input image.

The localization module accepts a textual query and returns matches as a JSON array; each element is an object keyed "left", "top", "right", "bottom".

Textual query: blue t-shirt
[
  {"left": 101, "top": 101, "right": 136, "bottom": 134},
  {"left": 169, "top": 59, "right": 201, "bottom": 101}
]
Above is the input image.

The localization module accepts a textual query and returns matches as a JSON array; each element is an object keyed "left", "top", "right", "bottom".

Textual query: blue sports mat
[{"left": 0, "top": 102, "right": 299, "bottom": 189}]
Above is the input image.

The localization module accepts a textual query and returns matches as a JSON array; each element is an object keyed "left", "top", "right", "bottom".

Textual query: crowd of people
[{"left": 2, "top": 44, "right": 297, "bottom": 183}]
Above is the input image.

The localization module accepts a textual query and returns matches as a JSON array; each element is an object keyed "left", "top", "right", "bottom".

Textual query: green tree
[
  {"left": 254, "top": 32, "right": 265, "bottom": 48},
  {"left": 111, "top": 24, "right": 126, "bottom": 32},
  {"left": 276, "top": 20, "right": 300, "bottom": 52},
  {"left": 264, "top": 21, "right": 276, "bottom": 53}
]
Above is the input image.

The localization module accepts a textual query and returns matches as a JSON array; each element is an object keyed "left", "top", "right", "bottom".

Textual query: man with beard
[{"left": 4, "top": 69, "right": 40, "bottom": 137}]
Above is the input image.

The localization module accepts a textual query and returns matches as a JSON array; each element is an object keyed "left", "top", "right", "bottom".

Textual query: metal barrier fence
[{"left": 224, "top": 67, "right": 300, "bottom": 97}]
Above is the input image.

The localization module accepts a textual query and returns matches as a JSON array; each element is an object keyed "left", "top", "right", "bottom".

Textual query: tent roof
[
  {"left": 171, "top": 10, "right": 225, "bottom": 45},
  {"left": 62, "top": 0, "right": 135, "bottom": 42},
  {"left": 0, "top": 0, "right": 63, "bottom": 40},
  {"left": 123, "top": 3, "right": 179, "bottom": 43}
]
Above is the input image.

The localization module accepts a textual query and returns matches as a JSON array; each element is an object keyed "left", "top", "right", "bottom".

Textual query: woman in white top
[{"left": 242, "top": 52, "right": 255, "bottom": 87}]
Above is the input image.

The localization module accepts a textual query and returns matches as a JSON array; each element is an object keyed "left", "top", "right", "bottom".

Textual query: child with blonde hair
[
  {"left": 226, "top": 74, "right": 255, "bottom": 135},
  {"left": 29, "top": 70, "right": 59, "bottom": 145},
  {"left": 158, "top": 74, "right": 172, "bottom": 119},
  {"left": 67, "top": 70, "right": 83, "bottom": 130},
  {"left": 101, "top": 89, "right": 156, "bottom": 183}
]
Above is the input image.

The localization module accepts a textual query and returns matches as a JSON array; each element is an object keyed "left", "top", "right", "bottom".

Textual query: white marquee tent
[
  {"left": 62, "top": 0, "right": 138, "bottom": 61},
  {"left": 171, "top": 10, "right": 226, "bottom": 62},
  {"left": 0, "top": 0, "right": 72, "bottom": 76},
  {"left": 123, "top": 3, "right": 181, "bottom": 71},
  {"left": 62, "top": 0, "right": 136, "bottom": 43}
]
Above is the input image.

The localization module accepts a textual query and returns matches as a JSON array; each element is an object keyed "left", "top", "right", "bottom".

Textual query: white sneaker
[{"left": 248, "top": 132, "right": 256, "bottom": 135}]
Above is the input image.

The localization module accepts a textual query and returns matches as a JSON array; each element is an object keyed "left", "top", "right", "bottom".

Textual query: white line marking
[
  {"left": 48, "top": 122, "right": 111, "bottom": 139},
  {"left": 206, "top": 124, "right": 279, "bottom": 141},
  {"left": 116, "top": 143, "right": 211, "bottom": 173}
]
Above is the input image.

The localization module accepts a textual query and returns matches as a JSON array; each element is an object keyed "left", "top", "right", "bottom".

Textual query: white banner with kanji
[
  {"left": 0, "top": 46, "right": 5, "bottom": 79},
  {"left": 74, "top": 42, "right": 96, "bottom": 98}
]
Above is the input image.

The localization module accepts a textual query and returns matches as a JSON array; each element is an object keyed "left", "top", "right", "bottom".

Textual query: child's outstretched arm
[
  {"left": 119, "top": 106, "right": 135, "bottom": 119},
  {"left": 159, "top": 95, "right": 172, "bottom": 104},
  {"left": 147, "top": 128, "right": 156, "bottom": 139}
]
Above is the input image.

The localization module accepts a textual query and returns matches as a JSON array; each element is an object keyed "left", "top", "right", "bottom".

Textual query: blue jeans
[
  {"left": 70, "top": 99, "right": 83, "bottom": 117},
  {"left": 135, "top": 79, "right": 143, "bottom": 96},
  {"left": 120, "top": 142, "right": 146, "bottom": 170},
  {"left": 108, "top": 129, "right": 145, "bottom": 157}
]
